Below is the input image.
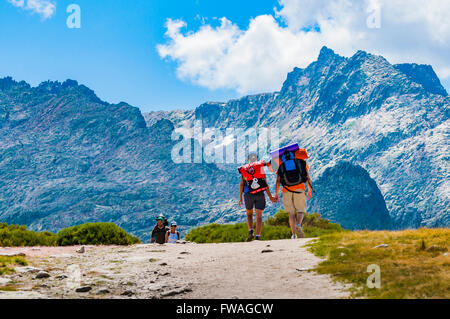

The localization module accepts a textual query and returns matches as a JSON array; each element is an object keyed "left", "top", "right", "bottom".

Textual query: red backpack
[{"left": 238, "top": 160, "right": 268, "bottom": 194}]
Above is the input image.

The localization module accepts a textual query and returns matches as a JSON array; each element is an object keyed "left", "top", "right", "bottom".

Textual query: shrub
[
  {"left": 186, "top": 223, "right": 247, "bottom": 243},
  {"left": 56, "top": 222, "right": 141, "bottom": 246},
  {"left": 186, "top": 210, "right": 343, "bottom": 243},
  {"left": 0, "top": 223, "right": 57, "bottom": 247},
  {"left": 266, "top": 210, "right": 344, "bottom": 237}
]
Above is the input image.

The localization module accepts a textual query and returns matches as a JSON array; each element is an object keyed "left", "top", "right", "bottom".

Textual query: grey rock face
[
  {"left": 394, "top": 63, "right": 448, "bottom": 97},
  {"left": 308, "top": 161, "right": 392, "bottom": 230},
  {"left": 0, "top": 78, "right": 236, "bottom": 240}
]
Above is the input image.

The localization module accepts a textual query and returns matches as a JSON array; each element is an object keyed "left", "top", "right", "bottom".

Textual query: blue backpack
[{"left": 278, "top": 151, "right": 308, "bottom": 188}]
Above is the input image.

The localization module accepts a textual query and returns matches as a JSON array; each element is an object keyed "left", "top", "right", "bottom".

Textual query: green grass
[
  {"left": 0, "top": 256, "right": 28, "bottom": 275},
  {"left": 306, "top": 228, "right": 450, "bottom": 299},
  {"left": 185, "top": 210, "right": 343, "bottom": 243},
  {"left": 0, "top": 222, "right": 140, "bottom": 247}
]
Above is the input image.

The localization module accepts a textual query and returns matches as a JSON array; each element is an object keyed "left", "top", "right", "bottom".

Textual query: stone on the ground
[
  {"left": 75, "top": 286, "right": 92, "bottom": 293},
  {"left": 0, "top": 278, "right": 10, "bottom": 286},
  {"left": 35, "top": 271, "right": 50, "bottom": 279},
  {"left": 121, "top": 290, "right": 134, "bottom": 297},
  {"left": 16, "top": 266, "right": 42, "bottom": 274},
  {"left": 160, "top": 287, "right": 192, "bottom": 297},
  {"left": 97, "top": 288, "right": 110, "bottom": 295},
  {"left": 76, "top": 246, "right": 85, "bottom": 254},
  {"left": 373, "top": 244, "right": 389, "bottom": 248},
  {"left": 49, "top": 254, "right": 73, "bottom": 258},
  {"left": 261, "top": 249, "right": 273, "bottom": 253}
]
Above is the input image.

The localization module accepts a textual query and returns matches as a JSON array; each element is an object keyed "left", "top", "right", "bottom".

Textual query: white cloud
[
  {"left": 157, "top": 0, "right": 450, "bottom": 94},
  {"left": 8, "top": 0, "right": 25, "bottom": 7},
  {"left": 8, "top": 0, "right": 56, "bottom": 20}
]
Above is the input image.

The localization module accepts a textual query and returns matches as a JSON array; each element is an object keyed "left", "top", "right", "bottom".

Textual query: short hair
[{"left": 248, "top": 153, "right": 258, "bottom": 162}]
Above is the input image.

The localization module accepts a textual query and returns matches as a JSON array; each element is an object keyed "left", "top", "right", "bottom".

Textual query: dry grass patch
[
  {"left": 307, "top": 228, "right": 450, "bottom": 299},
  {"left": 0, "top": 256, "right": 28, "bottom": 275}
]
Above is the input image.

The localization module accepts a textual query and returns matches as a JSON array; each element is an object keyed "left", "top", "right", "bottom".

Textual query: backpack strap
[{"left": 284, "top": 186, "right": 304, "bottom": 194}]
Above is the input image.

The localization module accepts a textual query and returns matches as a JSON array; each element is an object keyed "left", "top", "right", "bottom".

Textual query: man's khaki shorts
[{"left": 282, "top": 190, "right": 306, "bottom": 214}]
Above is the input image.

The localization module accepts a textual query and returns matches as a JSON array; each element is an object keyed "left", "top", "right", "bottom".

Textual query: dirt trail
[{"left": 0, "top": 239, "right": 349, "bottom": 299}]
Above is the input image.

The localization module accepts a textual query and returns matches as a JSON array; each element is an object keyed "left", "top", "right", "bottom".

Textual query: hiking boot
[
  {"left": 255, "top": 235, "right": 261, "bottom": 240},
  {"left": 296, "top": 225, "right": 305, "bottom": 238},
  {"left": 291, "top": 234, "right": 297, "bottom": 239},
  {"left": 247, "top": 230, "right": 254, "bottom": 242}
]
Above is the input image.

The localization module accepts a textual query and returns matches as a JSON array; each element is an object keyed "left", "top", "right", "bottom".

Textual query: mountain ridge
[
  {"left": 144, "top": 46, "right": 449, "bottom": 229},
  {"left": 0, "top": 46, "right": 448, "bottom": 238}
]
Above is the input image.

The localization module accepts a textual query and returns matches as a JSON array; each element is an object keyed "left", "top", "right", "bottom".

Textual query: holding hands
[{"left": 269, "top": 194, "right": 279, "bottom": 203}]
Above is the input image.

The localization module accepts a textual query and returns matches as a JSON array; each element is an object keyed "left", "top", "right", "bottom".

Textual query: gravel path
[{"left": 0, "top": 239, "right": 349, "bottom": 299}]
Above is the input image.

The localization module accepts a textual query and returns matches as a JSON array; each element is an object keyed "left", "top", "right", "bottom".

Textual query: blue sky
[
  {"left": 1, "top": 0, "right": 449, "bottom": 112},
  {"left": 0, "top": 0, "right": 282, "bottom": 111}
]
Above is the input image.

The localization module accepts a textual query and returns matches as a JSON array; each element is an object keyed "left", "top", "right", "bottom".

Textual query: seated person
[{"left": 165, "top": 221, "right": 180, "bottom": 243}]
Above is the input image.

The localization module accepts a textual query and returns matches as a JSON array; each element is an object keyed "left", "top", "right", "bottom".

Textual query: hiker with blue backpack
[{"left": 270, "top": 144, "right": 314, "bottom": 239}]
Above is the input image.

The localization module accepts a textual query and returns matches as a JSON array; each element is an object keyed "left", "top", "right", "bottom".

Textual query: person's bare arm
[
  {"left": 275, "top": 175, "right": 281, "bottom": 202},
  {"left": 265, "top": 184, "right": 275, "bottom": 202},
  {"left": 306, "top": 175, "right": 313, "bottom": 190},
  {"left": 165, "top": 231, "right": 169, "bottom": 243},
  {"left": 150, "top": 228, "right": 155, "bottom": 243},
  {"left": 239, "top": 176, "right": 245, "bottom": 207},
  {"left": 306, "top": 167, "right": 313, "bottom": 199}
]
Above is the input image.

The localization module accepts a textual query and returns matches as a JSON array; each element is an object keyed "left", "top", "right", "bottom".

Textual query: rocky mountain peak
[
  {"left": 194, "top": 102, "right": 224, "bottom": 127},
  {"left": 0, "top": 76, "right": 31, "bottom": 91},
  {"left": 317, "top": 46, "right": 340, "bottom": 62},
  {"left": 394, "top": 63, "right": 448, "bottom": 96},
  {"left": 149, "top": 118, "right": 175, "bottom": 137}
]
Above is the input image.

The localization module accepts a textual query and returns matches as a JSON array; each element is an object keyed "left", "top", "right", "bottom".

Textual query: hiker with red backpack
[
  {"left": 271, "top": 144, "right": 314, "bottom": 239},
  {"left": 238, "top": 153, "right": 276, "bottom": 242}
]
